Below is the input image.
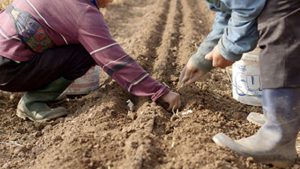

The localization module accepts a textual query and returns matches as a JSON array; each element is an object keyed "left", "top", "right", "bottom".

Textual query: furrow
[{"left": 152, "top": 0, "right": 183, "bottom": 85}]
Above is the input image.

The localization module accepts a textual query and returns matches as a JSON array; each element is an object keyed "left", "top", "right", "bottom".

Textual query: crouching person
[
  {"left": 179, "top": 0, "right": 300, "bottom": 167},
  {"left": 0, "top": 0, "right": 181, "bottom": 122}
]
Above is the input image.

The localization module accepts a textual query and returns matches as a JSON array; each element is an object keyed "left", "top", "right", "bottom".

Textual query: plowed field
[{"left": 1, "top": 0, "right": 300, "bottom": 169}]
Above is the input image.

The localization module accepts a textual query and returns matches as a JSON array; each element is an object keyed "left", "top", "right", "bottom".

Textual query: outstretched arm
[
  {"left": 179, "top": 11, "right": 230, "bottom": 86},
  {"left": 189, "top": 11, "right": 230, "bottom": 73},
  {"left": 179, "top": 0, "right": 266, "bottom": 86},
  {"left": 77, "top": 5, "right": 180, "bottom": 109}
]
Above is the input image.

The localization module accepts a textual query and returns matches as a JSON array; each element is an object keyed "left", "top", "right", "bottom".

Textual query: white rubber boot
[
  {"left": 213, "top": 88, "right": 300, "bottom": 168},
  {"left": 246, "top": 112, "right": 266, "bottom": 126}
]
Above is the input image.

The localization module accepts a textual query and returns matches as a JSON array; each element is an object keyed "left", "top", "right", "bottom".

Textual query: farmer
[
  {"left": 179, "top": 0, "right": 300, "bottom": 167},
  {"left": 0, "top": 0, "right": 181, "bottom": 122}
]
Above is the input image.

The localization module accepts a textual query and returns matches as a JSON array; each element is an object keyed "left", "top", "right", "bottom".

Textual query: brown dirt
[{"left": 1, "top": 0, "right": 300, "bottom": 169}]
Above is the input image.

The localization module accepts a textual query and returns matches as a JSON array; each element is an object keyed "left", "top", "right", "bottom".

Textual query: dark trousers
[
  {"left": 258, "top": 0, "right": 300, "bottom": 89},
  {"left": 0, "top": 45, "right": 95, "bottom": 92}
]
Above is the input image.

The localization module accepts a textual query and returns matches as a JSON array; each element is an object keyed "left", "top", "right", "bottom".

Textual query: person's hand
[
  {"left": 159, "top": 91, "right": 181, "bottom": 112},
  {"left": 179, "top": 59, "right": 206, "bottom": 87},
  {"left": 205, "top": 46, "right": 233, "bottom": 68}
]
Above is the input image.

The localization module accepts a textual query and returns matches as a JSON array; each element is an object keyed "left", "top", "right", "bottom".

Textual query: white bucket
[
  {"left": 64, "top": 66, "right": 100, "bottom": 95},
  {"left": 232, "top": 48, "right": 262, "bottom": 106}
]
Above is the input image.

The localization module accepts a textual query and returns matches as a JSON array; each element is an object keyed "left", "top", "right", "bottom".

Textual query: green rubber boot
[{"left": 16, "top": 77, "right": 72, "bottom": 122}]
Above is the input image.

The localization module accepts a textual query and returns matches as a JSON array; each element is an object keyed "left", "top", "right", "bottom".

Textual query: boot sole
[
  {"left": 16, "top": 109, "right": 28, "bottom": 120},
  {"left": 16, "top": 107, "right": 69, "bottom": 123},
  {"left": 16, "top": 109, "right": 47, "bottom": 122},
  {"left": 17, "top": 108, "right": 68, "bottom": 122}
]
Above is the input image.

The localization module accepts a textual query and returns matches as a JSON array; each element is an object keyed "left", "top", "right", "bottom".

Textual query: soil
[{"left": 1, "top": 0, "right": 300, "bottom": 169}]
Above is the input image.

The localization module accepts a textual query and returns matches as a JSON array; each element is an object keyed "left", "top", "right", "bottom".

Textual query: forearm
[
  {"left": 190, "top": 11, "right": 230, "bottom": 72},
  {"left": 92, "top": 45, "right": 169, "bottom": 101},
  {"left": 217, "top": 0, "right": 266, "bottom": 61},
  {"left": 124, "top": 76, "right": 170, "bottom": 101},
  {"left": 77, "top": 8, "right": 169, "bottom": 101}
]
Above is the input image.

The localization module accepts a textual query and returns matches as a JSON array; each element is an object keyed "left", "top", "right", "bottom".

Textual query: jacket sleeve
[
  {"left": 189, "top": 11, "right": 230, "bottom": 72},
  {"left": 77, "top": 6, "right": 169, "bottom": 101},
  {"left": 217, "top": 0, "right": 266, "bottom": 61}
]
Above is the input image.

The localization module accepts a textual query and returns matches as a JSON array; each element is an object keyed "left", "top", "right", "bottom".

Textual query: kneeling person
[{"left": 0, "top": 0, "right": 181, "bottom": 122}]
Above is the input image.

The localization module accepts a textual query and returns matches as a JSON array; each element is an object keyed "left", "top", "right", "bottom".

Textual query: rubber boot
[
  {"left": 16, "top": 77, "right": 72, "bottom": 122},
  {"left": 247, "top": 112, "right": 266, "bottom": 126},
  {"left": 213, "top": 88, "right": 300, "bottom": 168}
]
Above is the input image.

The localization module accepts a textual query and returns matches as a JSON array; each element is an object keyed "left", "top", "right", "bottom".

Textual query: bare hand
[
  {"left": 205, "top": 46, "right": 233, "bottom": 68},
  {"left": 160, "top": 91, "right": 181, "bottom": 112}
]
